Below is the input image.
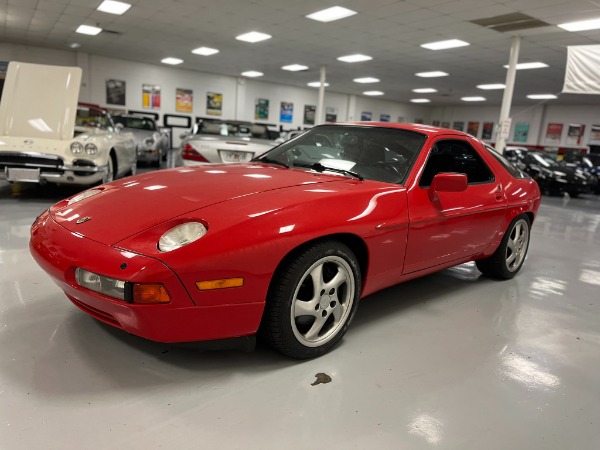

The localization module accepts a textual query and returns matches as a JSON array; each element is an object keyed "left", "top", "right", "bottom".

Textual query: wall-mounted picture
[
  {"left": 545, "top": 123, "right": 563, "bottom": 145},
  {"left": 380, "top": 114, "right": 390, "bottom": 122},
  {"left": 414, "top": 118, "right": 424, "bottom": 124},
  {"left": 255, "top": 98, "right": 269, "bottom": 120},
  {"left": 590, "top": 124, "right": 600, "bottom": 143},
  {"left": 142, "top": 83, "right": 160, "bottom": 109},
  {"left": 467, "top": 121, "right": 479, "bottom": 137},
  {"left": 481, "top": 122, "right": 493, "bottom": 140},
  {"left": 280, "top": 101, "right": 293, "bottom": 123},
  {"left": 432, "top": 120, "right": 440, "bottom": 127},
  {"left": 566, "top": 123, "right": 585, "bottom": 145},
  {"left": 326, "top": 107, "right": 337, "bottom": 122},
  {"left": 175, "top": 88, "right": 193, "bottom": 113},
  {"left": 304, "top": 105, "right": 316, "bottom": 125},
  {"left": 361, "top": 111, "right": 372, "bottom": 121},
  {"left": 106, "top": 79, "right": 126, "bottom": 106},
  {"left": 452, "top": 121, "right": 464, "bottom": 131},
  {"left": 206, "top": 92, "right": 222, "bottom": 116},
  {"left": 513, "top": 122, "right": 529, "bottom": 143}
]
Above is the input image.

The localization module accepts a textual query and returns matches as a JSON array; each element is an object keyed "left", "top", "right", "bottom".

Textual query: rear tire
[{"left": 476, "top": 214, "right": 531, "bottom": 279}]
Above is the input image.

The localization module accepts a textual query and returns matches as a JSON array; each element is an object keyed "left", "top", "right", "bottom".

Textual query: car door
[{"left": 403, "top": 137, "right": 507, "bottom": 274}]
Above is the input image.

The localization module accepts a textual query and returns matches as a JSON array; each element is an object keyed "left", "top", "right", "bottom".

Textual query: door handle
[{"left": 495, "top": 184, "right": 504, "bottom": 201}]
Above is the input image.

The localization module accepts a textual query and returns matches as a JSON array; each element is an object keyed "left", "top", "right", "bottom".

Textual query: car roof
[{"left": 322, "top": 121, "right": 471, "bottom": 139}]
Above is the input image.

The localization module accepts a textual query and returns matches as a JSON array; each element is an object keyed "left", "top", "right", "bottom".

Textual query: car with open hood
[
  {"left": 0, "top": 62, "right": 136, "bottom": 186},
  {"left": 31, "top": 120, "right": 541, "bottom": 359}
]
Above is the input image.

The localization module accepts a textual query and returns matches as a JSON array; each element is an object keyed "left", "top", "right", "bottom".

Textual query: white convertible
[{"left": 0, "top": 62, "right": 136, "bottom": 186}]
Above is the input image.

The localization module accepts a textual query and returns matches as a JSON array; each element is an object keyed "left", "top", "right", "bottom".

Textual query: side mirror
[{"left": 428, "top": 173, "right": 467, "bottom": 202}]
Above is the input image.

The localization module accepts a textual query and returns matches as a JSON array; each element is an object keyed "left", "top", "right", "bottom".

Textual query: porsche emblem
[{"left": 76, "top": 217, "right": 91, "bottom": 224}]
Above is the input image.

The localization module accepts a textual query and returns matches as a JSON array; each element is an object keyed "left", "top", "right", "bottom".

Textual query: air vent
[
  {"left": 102, "top": 29, "right": 123, "bottom": 35},
  {"left": 471, "top": 13, "right": 550, "bottom": 32}
]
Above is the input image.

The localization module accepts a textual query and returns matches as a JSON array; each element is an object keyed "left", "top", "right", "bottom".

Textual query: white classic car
[
  {"left": 113, "top": 114, "right": 169, "bottom": 166},
  {"left": 0, "top": 62, "right": 136, "bottom": 186}
]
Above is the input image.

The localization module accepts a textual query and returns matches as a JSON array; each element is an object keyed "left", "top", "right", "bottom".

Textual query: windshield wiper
[
  {"left": 294, "top": 162, "right": 364, "bottom": 181},
  {"left": 254, "top": 157, "right": 289, "bottom": 168}
]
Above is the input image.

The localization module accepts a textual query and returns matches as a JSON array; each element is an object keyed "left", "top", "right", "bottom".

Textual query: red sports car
[{"left": 30, "top": 123, "right": 541, "bottom": 358}]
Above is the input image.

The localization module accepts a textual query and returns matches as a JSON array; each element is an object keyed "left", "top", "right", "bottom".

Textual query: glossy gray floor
[{"left": 1, "top": 178, "right": 599, "bottom": 450}]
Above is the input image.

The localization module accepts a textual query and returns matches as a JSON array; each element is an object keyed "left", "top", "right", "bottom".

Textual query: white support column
[
  {"left": 347, "top": 94, "right": 357, "bottom": 122},
  {"left": 316, "top": 66, "right": 326, "bottom": 125},
  {"left": 234, "top": 77, "right": 246, "bottom": 121},
  {"left": 496, "top": 36, "right": 521, "bottom": 154}
]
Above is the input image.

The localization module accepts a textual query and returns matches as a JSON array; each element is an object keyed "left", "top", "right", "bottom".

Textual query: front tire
[
  {"left": 103, "top": 154, "right": 115, "bottom": 183},
  {"left": 261, "top": 241, "right": 361, "bottom": 359},
  {"left": 476, "top": 214, "right": 531, "bottom": 279}
]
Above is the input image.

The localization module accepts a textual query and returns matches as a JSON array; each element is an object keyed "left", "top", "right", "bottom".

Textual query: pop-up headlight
[{"left": 158, "top": 222, "right": 207, "bottom": 252}]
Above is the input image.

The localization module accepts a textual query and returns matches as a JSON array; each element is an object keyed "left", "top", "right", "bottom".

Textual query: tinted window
[
  {"left": 420, "top": 139, "right": 494, "bottom": 187},
  {"left": 484, "top": 145, "right": 528, "bottom": 179},
  {"left": 196, "top": 121, "right": 269, "bottom": 139},
  {"left": 114, "top": 116, "right": 156, "bottom": 131}
]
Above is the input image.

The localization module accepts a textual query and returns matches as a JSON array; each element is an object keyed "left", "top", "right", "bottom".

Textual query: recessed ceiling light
[
  {"left": 412, "top": 88, "right": 437, "bottom": 93},
  {"left": 192, "top": 47, "right": 219, "bottom": 56},
  {"left": 503, "top": 62, "right": 548, "bottom": 70},
  {"left": 97, "top": 0, "right": 131, "bottom": 15},
  {"left": 410, "top": 99, "right": 431, "bottom": 103},
  {"left": 363, "top": 91, "right": 384, "bottom": 96},
  {"left": 421, "top": 39, "right": 470, "bottom": 50},
  {"left": 307, "top": 81, "right": 330, "bottom": 87},
  {"left": 161, "top": 57, "right": 183, "bottom": 65},
  {"left": 477, "top": 83, "right": 505, "bottom": 90},
  {"left": 306, "top": 6, "right": 357, "bottom": 22},
  {"left": 76, "top": 25, "right": 102, "bottom": 35},
  {"left": 353, "top": 77, "right": 380, "bottom": 83},
  {"left": 461, "top": 96, "right": 486, "bottom": 101},
  {"left": 527, "top": 94, "right": 558, "bottom": 99},
  {"left": 337, "top": 54, "right": 372, "bottom": 63},
  {"left": 236, "top": 31, "right": 272, "bottom": 43},
  {"left": 558, "top": 18, "right": 600, "bottom": 32},
  {"left": 282, "top": 64, "right": 309, "bottom": 71},
  {"left": 242, "top": 71, "right": 263, "bottom": 77},
  {"left": 415, "top": 71, "right": 448, "bottom": 78},
  {"left": 68, "top": 43, "right": 81, "bottom": 49}
]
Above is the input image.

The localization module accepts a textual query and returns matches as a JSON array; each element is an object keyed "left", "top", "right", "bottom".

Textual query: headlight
[
  {"left": 85, "top": 143, "right": 98, "bottom": 155},
  {"left": 144, "top": 136, "right": 156, "bottom": 147},
  {"left": 67, "top": 188, "right": 102, "bottom": 205},
  {"left": 76, "top": 268, "right": 127, "bottom": 300},
  {"left": 71, "top": 142, "right": 83, "bottom": 154},
  {"left": 158, "top": 222, "right": 207, "bottom": 252}
]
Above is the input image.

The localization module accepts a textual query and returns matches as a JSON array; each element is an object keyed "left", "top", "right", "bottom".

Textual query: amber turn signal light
[
  {"left": 133, "top": 283, "right": 171, "bottom": 304},
  {"left": 196, "top": 277, "right": 244, "bottom": 291}
]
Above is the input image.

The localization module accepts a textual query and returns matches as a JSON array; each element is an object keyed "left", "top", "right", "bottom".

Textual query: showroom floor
[{"left": 1, "top": 177, "right": 599, "bottom": 450}]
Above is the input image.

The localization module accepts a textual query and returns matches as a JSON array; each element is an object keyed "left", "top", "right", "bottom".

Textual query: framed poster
[
  {"left": 304, "top": 105, "right": 316, "bottom": 125},
  {"left": 590, "top": 124, "right": 600, "bottom": 144},
  {"left": 106, "top": 79, "right": 126, "bottom": 106},
  {"left": 255, "top": 98, "right": 269, "bottom": 120},
  {"left": 566, "top": 124, "right": 585, "bottom": 145},
  {"left": 452, "top": 121, "right": 464, "bottom": 131},
  {"left": 513, "top": 122, "right": 529, "bottom": 142},
  {"left": 280, "top": 101, "right": 293, "bottom": 123},
  {"left": 175, "top": 88, "right": 193, "bottom": 113},
  {"left": 481, "top": 122, "right": 493, "bottom": 140},
  {"left": 142, "top": 84, "right": 160, "bottom": 109},
  {"left": 206, "top": 92, "right": 222, "bottom": 115},
  {"left": 545, "top": 123, "right": 563, "bottom": 145},
  {"left": 325, "top": 107, "right": 337, "bottom": 122},
  {"left": 414, "top": 118, "right": 424, "bottom": 124},
  {"left": 380, "top": 114, "right": 390, "bottom": 122},
  {"left": 467, "top": 121, "right": 479, "bottom": 137},
  {"left": 361, "top": 111, "right": 372, "bottom": 121},
  {"left": 432, "top": 120, "right": 440, "bottom": 127}
]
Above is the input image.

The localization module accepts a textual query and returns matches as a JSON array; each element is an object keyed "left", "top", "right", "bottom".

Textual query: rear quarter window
[{"left": 484, "top": 145, "right": 529, "bottom": 179}]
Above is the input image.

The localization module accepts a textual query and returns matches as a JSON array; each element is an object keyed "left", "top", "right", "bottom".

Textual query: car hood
[
  {"left": 0, "top": 62, "right": 81, "bottom": 140},
  {"left": 50, "top": 163, "right": 341, "bottom": 246}
]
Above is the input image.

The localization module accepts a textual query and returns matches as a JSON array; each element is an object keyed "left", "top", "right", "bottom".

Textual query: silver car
[
  {"left": 113, "top": 115, "right": 169, "bottom": 166},
  {"left": 180, "top": 120, "right": 277, "bottom": 165}
]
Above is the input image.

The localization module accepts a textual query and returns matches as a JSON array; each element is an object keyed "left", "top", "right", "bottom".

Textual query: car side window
[{"left": 419, "top": 139, "right": 494, "bottom": 187}]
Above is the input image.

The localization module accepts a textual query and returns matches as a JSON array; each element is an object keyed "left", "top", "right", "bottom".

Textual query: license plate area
[
  {"left": 5, "top": 167, "right": 41, "bottom": 182},
  {"left": 218, "top": 150, "right": 253, "bottom": 163}
]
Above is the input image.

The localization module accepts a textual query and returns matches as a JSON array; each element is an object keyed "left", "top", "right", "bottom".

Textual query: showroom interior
[{"left": 1, "top": 0, "right": 600, "bottom": 448}]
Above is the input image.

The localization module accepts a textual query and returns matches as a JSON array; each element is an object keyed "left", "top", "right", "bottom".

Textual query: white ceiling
[{"left": 2, "top": 0, "right": 600, "bottom": 106}]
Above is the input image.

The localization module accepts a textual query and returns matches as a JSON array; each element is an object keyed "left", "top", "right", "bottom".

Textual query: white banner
[{"left": 563, "top": 45, "right": 600, "bottom": 94}]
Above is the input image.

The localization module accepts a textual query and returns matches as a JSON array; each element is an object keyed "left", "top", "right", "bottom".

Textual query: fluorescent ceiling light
[
  {"left": 241, "top": 71, "right": 263, "bottom": 77},
  {"left": 412, "top": 88, "right": 437, "bottom": 93},
  {"left": 76, "top": 25, "right": 102, "bottom": 35},
  {"left": 282, "top": 64, "right": 308, "bottom": 71},
  {"left": 161, "top": 57, "right": 183, "bottom": 65},
  {"left": 337, "top": 54, "right": 372, "bottom": 63},
  {"left": 461, "top": 96, "right": 486, "bottom": 101},
  {"left": 192, "top": 47, "right": 219, "bottom": 56},
  {"left": 68, "top": 43, "right": 81, "bottom": 49},
  {"left": 503, "top": 62, "right": 548, "bottom": 70},
  {"left": 306, "top": 6, "right": 356, "bottom": 22},
  {"left": 416, "top": 71, "right": 448, "bottom": 78},
  {"left": 421, "top": 39, "right": 470, "bottom": 50},
  {"left": 363, "top": 91, "right": 384, "bottom": 96},
  {"left": 307, "top": 81, "right": 330, "bottom": 87},
  {"left": 236, "top": 31, "right": 271, "bottom": 43},
  {"left": 477, "top": 83, "right": 505, "bottom": 90},
  {"left": 97, "top": 0, "right": 131, "bottom": 15},
  {"left": 353, "top": 77, "right": 380, "bottom": 83},
  {"left": 527, "top": 94, "right": 558, "bottom": 99},
  {"left": 558, "top": 18, "right": 600, "bottom": 32},
  {"left": 410, "top": 99, "right": 431, "bottom": 103}
]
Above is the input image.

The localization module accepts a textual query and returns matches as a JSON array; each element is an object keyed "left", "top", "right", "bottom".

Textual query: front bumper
[
  {"left": 30, "top": 211, "right": 263, "bottom": 343},
  {"left": 137, "top": 147, "right": 161, "bottom": 162}
]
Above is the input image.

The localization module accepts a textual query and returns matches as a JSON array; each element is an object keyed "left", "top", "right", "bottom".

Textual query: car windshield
[
  {"left": 257, "top": 125, "right": 427, "bottom": 184},
  {"left": 529, "top": 152, "right": 555, "bottom": 168},
  {"left": 113, "top": 116, "right": 156, "bottom": 131},
  {"left": 75, "top": 106, "right": 111, "bottom": 130},
  {"left": 195, "top": 121, "right": 270, "bottom": 139}
]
